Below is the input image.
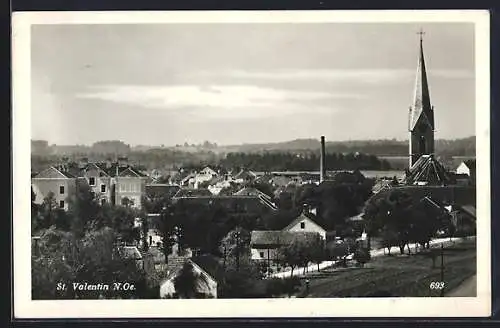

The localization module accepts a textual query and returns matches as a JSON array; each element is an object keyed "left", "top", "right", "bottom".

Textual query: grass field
[{"left": 297, "top": 238, "right": 476, "bottom": 297}]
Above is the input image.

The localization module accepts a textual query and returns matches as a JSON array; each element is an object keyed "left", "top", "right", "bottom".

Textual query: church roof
[
  {"left": 409, "top": 34, "right": 434, "bottom": 132},
  {"left": 404, "top": 154, "right": 451, "bottom": 185}
]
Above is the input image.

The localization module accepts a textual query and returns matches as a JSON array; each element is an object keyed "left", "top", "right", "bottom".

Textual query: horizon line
[{"left": 31, "top": 135, "right": 476, "bottom": 148}]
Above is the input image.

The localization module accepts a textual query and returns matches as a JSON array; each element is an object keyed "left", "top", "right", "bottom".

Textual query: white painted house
[{"left": 282, "top": 213, "right": 327, "bottom": 240}]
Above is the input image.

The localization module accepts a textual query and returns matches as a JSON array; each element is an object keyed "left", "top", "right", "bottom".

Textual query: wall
[
  {"left": 83, "top": 166, "right": 112, "bottom": 204},
  {"left": 284, "top": 218, "right": 326, "bottom": 240},
  {"left": 115, "top": 177, "right": 146, "bottom": 209},
  {"left": 31, "top": 178, "right": 76, "bottom": 211}
]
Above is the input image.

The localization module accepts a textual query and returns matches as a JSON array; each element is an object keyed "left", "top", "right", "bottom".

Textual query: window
[
  {"left": 101, "top": 184, "right": 106, "bottom": 192},
  {"left": 59, "top": 185, "right": 65, "bottom": 194},
  {"left": 59, "top": 200, "right": 65, "bottom": 209},
  {"left": 259, "top": 252, "right": 265, "bottom": 258},
  {"left": 419, "top": 136, "right": 426, "bottom": 154},
  {"left": 101, "top": 198, "right": 106, "bottom": 206},
  {"left": 300, "top": 222, "right": 305, "bottom": 229},
  {"left": 89, "top": 177, "right": 96, "bottom": 186}
]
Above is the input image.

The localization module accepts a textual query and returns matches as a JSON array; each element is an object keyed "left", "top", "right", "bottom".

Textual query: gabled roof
[
  {"left": 282, "top": 212, "right": 326, "bottom": 232},
  {"left": 234, "top": 169, "right": 257, "bottom": 180},
  {"left": 463, "top": 159, "right": 476, "bottom": 170},
  {"left": 161, "top": 258, "right": 217, "bottom": 285},
  {"left": 83, "top": 163, "right": 110, "bottom": 177},
  {"left": 32, "top": 166, "right": 75, "bottom": 179},
  {"left": 104, "top": 163, "right": 148, "bottom": 178},
  {"left": 404, "top": 155, "right": 451, "bottom": 185}
]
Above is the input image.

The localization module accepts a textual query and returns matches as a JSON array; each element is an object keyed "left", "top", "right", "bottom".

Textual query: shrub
[{"left": 353, "top": 247, "right": 371, "bottom": 267}]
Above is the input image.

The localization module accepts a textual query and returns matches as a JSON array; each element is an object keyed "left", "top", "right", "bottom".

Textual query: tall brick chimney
[{"left": 320, "top": 136, "right": 326, "bottom": 183}]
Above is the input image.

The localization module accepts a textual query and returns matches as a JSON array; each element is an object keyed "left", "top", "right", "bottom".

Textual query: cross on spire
[{"left": 417, "top": 29, "right": 425, "bottom": 42}]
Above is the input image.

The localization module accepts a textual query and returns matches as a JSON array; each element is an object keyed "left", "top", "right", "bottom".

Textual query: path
[
  {"left": 446, "top": 274, "right": 477, "bottom": 297},
  {"left": 268, "top": 236, "right": 468, "bottom": 279}
]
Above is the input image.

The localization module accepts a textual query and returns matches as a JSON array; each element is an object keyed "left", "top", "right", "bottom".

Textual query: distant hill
[
  {"left": 33, "top": 136, "right": 475, "bottom": 158},
  {"left": 216, "top": 136, "right": 475, "bottom": 157}
]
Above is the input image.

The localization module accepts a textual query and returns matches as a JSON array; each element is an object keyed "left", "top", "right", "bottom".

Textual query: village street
[{"left": 269, "top": 236, "right": 468, "bottom": 279}]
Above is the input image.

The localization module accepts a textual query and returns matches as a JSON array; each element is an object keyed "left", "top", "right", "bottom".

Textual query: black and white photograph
[{"left": 12, "top": 10, "right": 491, "bottom": 318}]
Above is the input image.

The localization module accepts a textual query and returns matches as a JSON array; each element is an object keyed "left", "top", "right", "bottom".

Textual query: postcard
[{"left": 12, "top": 9, "right": 491, "bottom": 318}]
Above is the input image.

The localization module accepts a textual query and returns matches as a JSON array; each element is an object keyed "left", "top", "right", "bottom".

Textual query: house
[
  {"left": 159, "top": 258, "right": 218, "bottom": 299},
  {"left": 281, "top": 212, "right": 327, "bottom": 240},
  {"left": 32, "top": 159, "right": 149, "bottom": 210},
  {"left": 172, "top": 188, "right": 213, "bottom": 198},
  {"left": 456, "top": 160, "right": 476, "bottom": 184},
  {"left": 172, "top": 195, "right": 278, "bottom": 215},
  {"left": 449, "top": 204, "right": 476, "bottom": 234},
  {"left": 207, "top": 179, "right": 233, "bottom": 195},
  {"left": 250, "top": 230, "right": 320, "bottom": 263},
  {"left": 81, "top": 162, "right": 113, "bottom": 206},
  {"left": 31, "top": 166, "right": 79, "bottom": 211},
  {"left": 233, "top": 169, "right": 257, "bottom": 184},
  {"left": 233, "top": 187, "right": 277, "bottom": 210},
  {"left": 145, "top": 184, "right": 181, "bottom": 200},
  {"left": 107, "top": 161, "right": 149, "bottom": 209},
  {"left": 250, "top": 208, "right": 326, "bottom": 262}
]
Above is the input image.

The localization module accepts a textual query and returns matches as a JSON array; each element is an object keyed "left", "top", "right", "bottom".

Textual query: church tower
[{"left": 408, "top": 31, "right": 435, "bottom": 168}]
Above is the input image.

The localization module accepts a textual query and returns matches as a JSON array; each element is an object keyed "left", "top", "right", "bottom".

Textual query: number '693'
[{"left": 429, "top": 281, "right": 445, "bottom": 289}]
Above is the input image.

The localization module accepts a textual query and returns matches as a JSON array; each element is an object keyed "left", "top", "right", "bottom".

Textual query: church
[{"left": 403, "top": 32, "right": 453, "bottom": 186}]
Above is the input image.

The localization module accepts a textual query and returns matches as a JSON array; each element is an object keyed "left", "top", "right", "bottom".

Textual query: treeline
[
  {"left": 31, "top": 150, "right": 391, "bottom": 174},
  {"left": 220, "top": 152, "right": 392, "bottom": 172},
  {"left": 222, "top": 137, "right": 476, "bottom": 157}
]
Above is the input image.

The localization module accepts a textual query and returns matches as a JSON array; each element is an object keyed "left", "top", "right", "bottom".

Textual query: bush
[{"left": 353, "top": 248, "right": 371, "bottom": 267}]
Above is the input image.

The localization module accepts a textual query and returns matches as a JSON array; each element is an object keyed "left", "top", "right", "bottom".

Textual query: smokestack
[{"left": 320, "top": 136, "right": 326, "bottom": 183}]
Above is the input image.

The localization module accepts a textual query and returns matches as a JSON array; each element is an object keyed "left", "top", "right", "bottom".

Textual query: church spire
[{"left": 409, "top": 29, "right": 434, "bottom": 132}]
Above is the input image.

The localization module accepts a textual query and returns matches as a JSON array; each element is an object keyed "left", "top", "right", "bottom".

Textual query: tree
[
  {"left": 327, "top": 241, "right": 349, "bottom": 267},
  {"left": 308, "top": 234, "right": 326, "bottom": 272},
  {"left": 158, "top": 204, "right": 178, "bottom": 263},
  {"left": 353, "top": 247, "right": 371, "bottom": 267},
  {"left": 364, "top": 190, "right": 414, "bottom": 255},
  {"left": 220, "top": 227, "right": 251, "bottom": 271},
  {"left": 173, "top": 262, "right": 200, "bottom": 299}
]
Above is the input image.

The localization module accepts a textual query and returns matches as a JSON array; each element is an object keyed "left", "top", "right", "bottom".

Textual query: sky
[{"left": 31, "top": 22, "right": 475, "bottom": 146}]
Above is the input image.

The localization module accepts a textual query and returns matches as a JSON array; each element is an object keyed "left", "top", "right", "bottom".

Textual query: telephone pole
[{"left": 440, "top": 243, "right": 445, "bottom": 297}]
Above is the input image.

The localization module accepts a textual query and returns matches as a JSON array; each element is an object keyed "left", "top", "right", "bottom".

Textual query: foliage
[
  {"left": 353, "top": 247, "right": 371, "bottom": 267},
  {"left": 32, "top": 226, "right": 146, "bottom": 299},
  {"left": 173, "top": 262, "right": 200, "bottom": 299},
  {"left": 364, "top": 189, "right": 454, "bottom": 255}
]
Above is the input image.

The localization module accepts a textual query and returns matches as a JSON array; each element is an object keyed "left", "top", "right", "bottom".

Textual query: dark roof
[
  {"left": 104, "top": 164, "right": 148, "bottom": 178},
  {"left": 173, "top": 188, "right": 212, "bottom": 198},
  {"left": 145, "top": 184, "right": 181, "bottom": 199},
  {"left": 459, "top": 205, "right": 476, "bottom": 218},
  {"left": 173, "top": 195, "right": 277, "bottom": 211},
  {"left": 234, "top": 169, "right": 257, "bottom": 180},
  {"left": 404, "top": 155, "right": 451, "bottom": 185},
  {"left": 190, "top": 254, "right": 225, "bottom": 283},
  {"left": 463, "top": 159, "right": 476, "bottom": 170},
  {"left": 250, "top": 230, "right": 320, "bottom": 247}
]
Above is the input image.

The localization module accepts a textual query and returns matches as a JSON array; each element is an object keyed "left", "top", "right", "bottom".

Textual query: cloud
[
  {"left": 76, "top": 84, "right": 361, "bottom": 119},
  {"left": 192, "top": 68, "right": 474, "bottom": 84}
]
